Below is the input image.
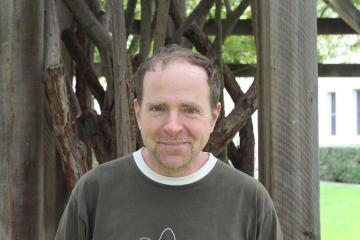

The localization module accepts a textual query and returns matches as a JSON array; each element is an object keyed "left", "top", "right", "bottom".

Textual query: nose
[{"left": 163, "top": 111, "right": 183, "bottom": 136}]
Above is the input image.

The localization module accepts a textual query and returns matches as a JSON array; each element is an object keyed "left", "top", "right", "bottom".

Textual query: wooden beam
[
  {"left": 318, "top": 64, "right": 360, "bottom": 77},
  {"left": 317, "top": 18, "right": 356, "bottom": 34},
  {"left": 94, "top": 63, "right": 360, "bottom": 77},
  {"left": 253, "top": 0, "right": 320, "bottom": 238},
  {"left": 323, "top": 0, "right": 360, "bottom": 33},
  {"left": 227, "top": 63, "right": 360, "bottom": 77},
  {"left": 131, "top": 18, "right": 357, "bottom": 36}
]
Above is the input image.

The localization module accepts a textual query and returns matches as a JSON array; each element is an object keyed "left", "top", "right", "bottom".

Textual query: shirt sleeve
[
  {"left": 55, "top": 183, "right": 89, "bottom": 240},
  {"left": 255, "top": 184, "right": 284, "bottom": 240},
  {"left": 256, "top": 208, "right": 283, "bottom": 240}
]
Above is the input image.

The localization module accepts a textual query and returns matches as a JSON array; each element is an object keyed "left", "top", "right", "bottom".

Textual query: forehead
[
  {"left": 142, "top": 60, "right": 211, "bottom": 103},
  {"left": 144, "top": 59, "right": 208, "bottom": 84}
]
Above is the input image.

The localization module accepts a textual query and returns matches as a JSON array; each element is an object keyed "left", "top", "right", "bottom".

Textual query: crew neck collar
[{"left": 133, "top": 148, "right": 217, "bottom": 186}]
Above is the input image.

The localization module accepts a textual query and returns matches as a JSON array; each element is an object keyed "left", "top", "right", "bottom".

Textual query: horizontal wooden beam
[
  {"left": 227, "top": 63, "right": 360, "bottom": 77},
  {"left": 94, "top": 63, "right": 360, "bottom": 77},
  {"left": 318, "top": 63, "right": 360, "bottom": 77},
  {"left": 131, "top": 18, "right": 356, "bottom": 35},
  {"left": 323, "top": 0, "right": 360, "bottom": 33},
  {"left": 204, "top": 18, "right": 357, "bottom": 35},
  {"left": 317, "top": 18, "right": 356, "bottom": 35}
]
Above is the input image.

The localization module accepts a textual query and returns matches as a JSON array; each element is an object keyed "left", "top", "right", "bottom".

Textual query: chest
[{"left": 90, "top": 185, "right": 257, "bottom": 240}]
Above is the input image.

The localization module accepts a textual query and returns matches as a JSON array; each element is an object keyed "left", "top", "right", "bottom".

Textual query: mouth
[
  {"left": 159, "top": 141, "right": 188, "bottom": 145},
  {"left": 158, "top": 141, "right": 189, "bottom": 146}
]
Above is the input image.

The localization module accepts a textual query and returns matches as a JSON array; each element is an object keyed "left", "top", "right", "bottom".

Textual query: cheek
[
  {"left": 186, "top": 121, "right": 212, "bottom": 138},
  {"left": 139, "top": 118, "right": 161, "bottom": 135}
]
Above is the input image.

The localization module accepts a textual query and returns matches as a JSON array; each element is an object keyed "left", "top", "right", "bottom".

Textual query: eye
[
  {"left": 150, "top": 105, "right": 165, "bottom": 112},
  {"left": 183, "top": 107, "right": 199, "bottom": 114}
]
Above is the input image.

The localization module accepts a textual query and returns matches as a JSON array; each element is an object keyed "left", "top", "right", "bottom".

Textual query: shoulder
[
  {"left": 213, "top": 160, "right": 273, "bottom": 205},
  {"left": 83, "top": 153, "right": 133, "bottom": 180},
  {"left": 214, "top": 160, "right": 260, "bottom": 189},
  {"left": 72, "top": 153, "right": 135, "bottom": 195},
  {"left": 213, "top": 160, "right": 278, "bottom": 218}
]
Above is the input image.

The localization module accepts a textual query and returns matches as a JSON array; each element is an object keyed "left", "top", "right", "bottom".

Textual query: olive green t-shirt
[{"left": 55, "top": 150, "right": 283, "bottom": 240}]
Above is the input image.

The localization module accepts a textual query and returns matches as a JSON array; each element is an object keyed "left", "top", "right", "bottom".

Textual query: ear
[
  {"left": 210, "top": 102, "right": 221, "bottom": 131},
  {"left": 134, "top": 99, "right": 141, "bottom": 129}
]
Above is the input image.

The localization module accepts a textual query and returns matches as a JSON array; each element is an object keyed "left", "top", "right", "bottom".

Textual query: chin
[{"left": 158, "top": 153, "right": 192, "bottom": 169}]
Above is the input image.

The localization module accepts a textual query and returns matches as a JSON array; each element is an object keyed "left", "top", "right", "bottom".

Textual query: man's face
[{"left": 134, "top": 60, "right": 221, "bottom": 177}]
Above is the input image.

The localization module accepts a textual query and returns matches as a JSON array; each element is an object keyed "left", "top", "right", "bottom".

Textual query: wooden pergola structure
[
  {"left": 1, "top": 0, "right": 359, "bottom": 239},
  {"left": 253, "top": 1, "right": 360, "bottom": 239},
  {"left": 132, "top": 18, "right": 360, "bottom": 77}
]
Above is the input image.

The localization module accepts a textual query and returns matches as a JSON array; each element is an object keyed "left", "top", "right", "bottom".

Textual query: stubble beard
[
  {"left": 154, "top": 143, "right": 194, "bottom": 171},
  {"left": 143, "top": 138, "right": 202, "bottom": 176}
]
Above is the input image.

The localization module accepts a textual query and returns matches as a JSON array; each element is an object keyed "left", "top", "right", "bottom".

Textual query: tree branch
[
  {"left": 62, "top": 0, "right": 113, "bottom": 54},
  {"left": 222, "top": 0, "right": 250, "bottom": 40},
  {"left": 227, "top": 119, "right": 255, "bottom": 176},
  {"left": 125, "top": 0, "right": 138, "bottom": 38},
  {"left": 171, "top": 0, "right": 215, "bottom": 44},
  {"left": 139, "top": 0, "right": 154, "bottom": 62},
  {"left": 208, "top": 0, "right": 250, "bottom": 56},
  {"left": 224, "top": 0, "right": 232, "bottom": 15},
  {"left": 44, "top": 0, "right": 88, "bottom": 190},
  {"left": 99, "top": 1, "right": 114, "bottom": 112},
  {"left": 205, "top": 82, "right": 257, "bottom": 155},
  {"left": 111, "top": 0, "right": 135, "bottom": 156},
  {"left": 61, "top": 28, "right": 105, "bottom": 107},
  {"left": 79, "top": 110, "right": 113, "bottom": 163},
  {"left": 153, "top": 0, "right": 171, "bottom": 51}
]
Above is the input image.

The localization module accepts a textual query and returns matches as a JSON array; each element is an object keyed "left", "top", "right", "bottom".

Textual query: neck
[{"left": 142, "top": 148, "right": 209, "bottom": 177}]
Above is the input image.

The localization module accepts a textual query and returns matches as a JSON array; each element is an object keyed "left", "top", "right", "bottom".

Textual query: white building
[{"left": 318, "top": 77, "right": 360, "bottom": 147}]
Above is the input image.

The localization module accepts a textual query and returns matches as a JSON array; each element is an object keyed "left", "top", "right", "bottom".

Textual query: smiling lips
[
  {"left": 159, "top": 141, "right": 189, "bottom": 145},
  {"left": 157, "top": 140, "right": 191, "bottom": 148}
]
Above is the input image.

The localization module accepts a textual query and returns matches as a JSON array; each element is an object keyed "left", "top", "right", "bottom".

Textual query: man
[{"left": 55, "top": 45, "right": 283, "bottom": 239}]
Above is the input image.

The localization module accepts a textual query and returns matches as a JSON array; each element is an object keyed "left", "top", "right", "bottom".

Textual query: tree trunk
[{"left": 111, "top": 0, "right": 136, "bottom": 156}]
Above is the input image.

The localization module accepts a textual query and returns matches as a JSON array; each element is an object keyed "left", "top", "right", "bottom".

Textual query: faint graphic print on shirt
[{"left": 139, "top": 227, "right": 176, "bottom": 240}]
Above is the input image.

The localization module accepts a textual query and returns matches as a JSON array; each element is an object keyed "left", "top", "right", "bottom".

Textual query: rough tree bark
[
  {"left": 153, "top": 0, "right": 171, "bottom": 51},
  {"left": 139, "top": 0, "right": 154, "bottom": 62},
  {"left": 43, "top": 0, "right": 88, "bottom": 191},
  {"left": 111, "top": 0, "right": 136, "bottom": 156}
]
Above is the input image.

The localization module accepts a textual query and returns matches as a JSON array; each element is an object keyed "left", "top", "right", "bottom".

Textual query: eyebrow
[
  {"left": 145, "top": 102, "right": 166, "bottom": 108},
  {"left": 145, "top": 102, "right": 202, "bottom": 109},
  {"left": 180, "top": 102, "right": 201, "bottom": 109}
]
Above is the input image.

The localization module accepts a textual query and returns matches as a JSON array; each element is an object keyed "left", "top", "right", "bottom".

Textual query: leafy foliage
[
  {"left": 317, "top": 0, "right": 360, "bottom": 63},
  {"left": 320, "top": 147, "right": 360, "bottom": 184},
  {"left": 121, "top": 0, "right": 360, "bottom": 64},
  {"left": 222, "top": 36, "right": 256, "bottom": 63}
]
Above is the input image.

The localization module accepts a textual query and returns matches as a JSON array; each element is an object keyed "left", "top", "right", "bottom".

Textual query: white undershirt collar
[{"left": 133, "top": 148, "right": 217, "bottom": 186}]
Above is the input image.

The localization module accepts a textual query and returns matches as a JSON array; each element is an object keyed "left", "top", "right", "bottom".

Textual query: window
[
  {"left": 330, "top": 92, "right": 336, "bottom": 136},
  {"left": 357, "top": 91, "right": 360, "bottom": 135}
]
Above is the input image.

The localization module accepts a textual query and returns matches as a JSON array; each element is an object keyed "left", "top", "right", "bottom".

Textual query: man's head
[
  {"left": 133, "top": 45, "right": 221, "bottom": 177},
  {"left": 134, "top": 45, "right": 221, "bottom": 110}
]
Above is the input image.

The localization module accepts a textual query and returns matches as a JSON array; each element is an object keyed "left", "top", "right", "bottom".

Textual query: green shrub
[{"left": 320, "top": 147, "right": 360, "bottom": 184}]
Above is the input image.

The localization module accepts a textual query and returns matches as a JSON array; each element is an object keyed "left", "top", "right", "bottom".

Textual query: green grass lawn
[{"left": 321, "top": 182, "right": 360, "bottom": 240}]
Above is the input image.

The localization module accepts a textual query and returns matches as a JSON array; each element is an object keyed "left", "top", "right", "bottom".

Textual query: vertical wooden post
[
  {"left": 0, "top": 0, "right": 45, "bottom": 239},
  {"left": 252, "top": 0, "right": 320, "bottom": 239}
]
